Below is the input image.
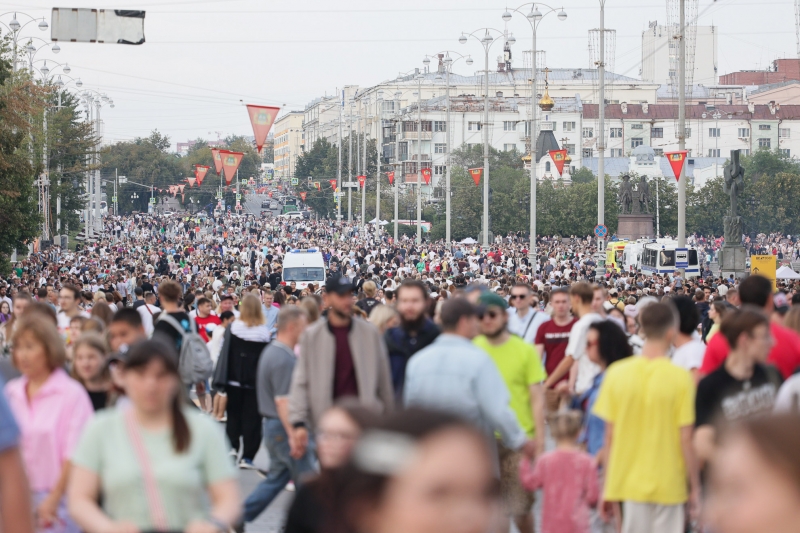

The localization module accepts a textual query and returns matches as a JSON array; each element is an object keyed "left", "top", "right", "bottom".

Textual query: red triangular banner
[
  {"left": 245, "top": 105, "right": 281, "bottom": 153},
  {"left": 421, "top": 168, "right": 432, "bottom": 185},
  {"left": 548, "top": 149, "right": 568, "bottom": 175},
  {"left": 195, "top": 165, "right": 210, "bottom": 186},
  {"left": 387, "top": 171, "right": 394, "bottom": 185},
  {"left": 186, "top": 177, "right": 196, "bottom": 187},
  {"left": 178, "top": 184, "right": 185, "bottom": 193},
  {"left": 268, "top": 191, "right": 273, "bottom": 198},
  {"left": 469, "top": 168, "right": 483, "bottom": 187},
  {"left": 357, "top": 175, "right": 366, "bottom": 188},
  {"left": 665, "top": 151, "right": 688, "bottom": 182},
  {"left": 211, "top": 148, "right": 223, "bottom": 175},
  {"left": 300, "top": 192, "right": 307, "bottom": 201},
  {"left": 328, "top": 179, "right": 337, "bottom": 188},
  {"left": 218, "top": 150, "right": 244, "bottom": 186}
]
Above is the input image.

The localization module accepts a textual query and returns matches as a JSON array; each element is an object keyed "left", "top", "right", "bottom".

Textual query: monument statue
[
  {"left": 638, "top": 176, "right": 652, "bottom": 214},
  {"left": 723, "top": 150, "right": 745, "bottom": 244},
  {"left": 619, "top": 174, "right": 633, "bottom": 214}
]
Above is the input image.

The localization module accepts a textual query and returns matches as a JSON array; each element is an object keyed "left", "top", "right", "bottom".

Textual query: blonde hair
[
  {"left": 70, "top": 333, "right": 110, "bottom": 385},
  {"left": 299, "top": 297, "right": 320, "bottom": 323},
  {"left": 369, "top": 304, "right": 399, "bottom": 332},
  {"left": 11, "top": 313, "right": 67, "bottom": 371},
  {"left": 784, "top": 306, "right": 800, "bottom": 336},
  {"left": 239, "top": 293, "right": 266, "bottom": 327},
  {"left": 547, "top": 410, "right": 583, "bottom": 441},
  {"left": 363, "top": 280, "right": 378, "bottom": 297}
]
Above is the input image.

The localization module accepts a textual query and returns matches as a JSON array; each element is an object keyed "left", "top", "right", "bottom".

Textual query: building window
[
  {"left": 582, "top": 127, "right": 594, "bottom": 138},
  {"left": 565, "top": 144, "right": 575, "bottom": 155},
  {"left": 582, "top": 148, "right": 593, "bottom": 158},
  {"left": 503, "top": 144, "right": 517, "bottom": 152},
  {"left": 653, "top": 148, "right": 664, "bottom": 156},
  {"left": 708, "top": 149, "right": 721, "bottom": 157},
  {"left": 434, "top": 121, "right": 446, "bottom": 132},
  {"left": 742, "top": 149, "right": 750, "bottom": 156},
  {"left": 468, "top": 121, "right": 481, "bottom": 131},
  {"left": 631, "top": 123, "right": 644, "bottom": 130},
  {"left": 758, "top": 138, "right": 771, "bottom": 149},
  {"left": 709, "top": 128, "right": 721, "bottom": 138},
  {"left": 434, "top": 165, "right": 446, "bottom": 175},
  {"left": 685, "top": 128, "right": 692, "bottom": 138},
  {"left": 545, "top": 162, "right": 551, "bottom": 171},
  {"left": 651, "top": 127, "right": 664, "bottom": 138},
  {"left": 780, "top": 128, "right": 791, "bottom": 138},
  {"left": 781, "top": 149, "right": 791, "bottom": 157},
  {"left": 611, "top": 148, "right": 623, "bottom": 157},
  {"left": 738, "top": 128, "right": 750, "bottom": 138},
  {"left": 434, "top": 143, "right": 446, "bottom": 154},
  {"left": 631, "top": 137, "right": 644, "bottom": 148},
  {"left": 759, "top": 124, "right": 771, "bottom": 131},
  {"left": 610, "top": 128, "right": 623, "bottom": 138},
  {"left": 503, "top": 121, "right": 517, "bottom": 131},
  {"left": 562, "top": 121, "right": 576, "bottom": 132}
]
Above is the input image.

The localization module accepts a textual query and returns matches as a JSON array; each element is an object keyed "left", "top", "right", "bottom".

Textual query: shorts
[
  {"left": 497, "top": 441, "right": 536, "bottom": 516},
  {"left": 621, "top": 502, "right": 684, "bottom": 533}
]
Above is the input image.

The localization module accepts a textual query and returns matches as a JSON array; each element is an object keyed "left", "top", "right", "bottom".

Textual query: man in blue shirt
[{"left": 261, "top": 289, "right": 279, "bottom": 338}]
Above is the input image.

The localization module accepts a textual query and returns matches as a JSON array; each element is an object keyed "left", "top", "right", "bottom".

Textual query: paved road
[{"left": 237, "top": 442, "right": 294, "bottom": 533}]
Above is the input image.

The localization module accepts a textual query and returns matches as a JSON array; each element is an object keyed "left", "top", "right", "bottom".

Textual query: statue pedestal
[
  {"left": 617, "top": 214, "right": 654, "bottom": 240},
  {"left": 719, "top": 245, "right": 747, "bottom": 279}
]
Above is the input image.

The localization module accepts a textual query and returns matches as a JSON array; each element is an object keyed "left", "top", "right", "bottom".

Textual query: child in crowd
[{"left": 520, "top": 410, "right": 599, "bottom": 533}]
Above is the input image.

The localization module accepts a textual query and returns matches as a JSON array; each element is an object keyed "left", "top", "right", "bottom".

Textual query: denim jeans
[{"left": 243, "top": 418, "right": 317, "bottom": 523}]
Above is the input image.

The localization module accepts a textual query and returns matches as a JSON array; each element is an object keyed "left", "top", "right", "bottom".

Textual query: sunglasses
[
  {"left": 509, "top": 294, "right": 528, "bottom": 300},
  {"left": 478, "top": 309, "right": 502, "bottom": 320}
]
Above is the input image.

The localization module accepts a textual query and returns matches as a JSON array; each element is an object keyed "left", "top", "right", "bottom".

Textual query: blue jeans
[{"left": 243, "top": 418, "right": 317, "bottom": 523}]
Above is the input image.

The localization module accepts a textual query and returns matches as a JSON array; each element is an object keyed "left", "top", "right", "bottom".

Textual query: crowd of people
[{"left": 0, "top": 209, "right": 800, "bottom": 533}]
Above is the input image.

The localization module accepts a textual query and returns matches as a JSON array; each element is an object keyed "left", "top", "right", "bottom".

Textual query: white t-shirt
[
  {"left": 567, "top": 312, "right": 602, "bottom": 395},
  {"left": 137, "top": 304, "right": 161, "bottom": 336},
  {"left": 507, "top": 307, "right": 550, "bottom": 346},
  {"left": 56, "top": 310, "right": 89, "bottom": 338},
  {"left": 672, "top": 339, "right": 706, "bottom": 371}
]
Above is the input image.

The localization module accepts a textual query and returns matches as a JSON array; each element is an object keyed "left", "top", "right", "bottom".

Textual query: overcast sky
[{"left": 6, "top": 0, "right": 796, "bottom": 148}]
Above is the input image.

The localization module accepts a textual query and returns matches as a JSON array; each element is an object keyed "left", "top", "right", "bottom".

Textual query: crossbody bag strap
[
  {"left": 521, "top": 310, "right": 538, "bottom": 340},
  {"left": 123, "top": 410, "right": 169, "bottom": 531}
]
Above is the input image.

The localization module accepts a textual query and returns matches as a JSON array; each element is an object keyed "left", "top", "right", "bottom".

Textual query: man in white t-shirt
[
  {"left": 671, "top": 295, "right": 706, "bottom": 380},
  {"left": 56, "top": 285, "right": 89, "bottom": 339},
  {"left": 507, "top": 283, "right": 550, "bottom": 345},
  {"left": 136, "top": 292, "right": 161, "bottom": 336}
]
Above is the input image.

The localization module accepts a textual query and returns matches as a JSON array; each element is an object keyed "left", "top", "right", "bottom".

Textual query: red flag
[
  {"left": 186, "top": 177, "right": 196, "bottom": 187},
  {"left": 314, "top": 181, "right": 321, "bottom": 190},
  {"left": 211, "top": 148, "right": 223, "bottom": 175},
  {"left": 178, "top": 184, "right": 185, "bottom": 193},
  {"left": 245, "top": 105, "right": 281, "bottom": 153},
  {"left": 421, "top": 168, "right": 432, "bottom": 185},
  {"left": 357, "top": 175, "right": 366, "bottom": 188},
  {"left": 194, "top": 165, "right": 210, "bottom": 186},
  {"left": 329, "top": 179, "right": 337, "bottom": 188},
  {"left": 300, "top": 191, "right": 307, "bottom": 201},
  {"left": 218, "top": 150, "right": 244, "bottom": 186},
  {"left": 268, "top": 191, "right": 273, "bottom": 198},
  {"left": 665, "top": 151, "right": 688, "bottom": 181},
  {"left": 387, "top": 171, "right": 394, "bottom": 185},
  {"left": 469, "top": 168, "right": 483, "bottom": 187},
  {"left": 548, "top": 149, "right": 568, "bottom": 175}
]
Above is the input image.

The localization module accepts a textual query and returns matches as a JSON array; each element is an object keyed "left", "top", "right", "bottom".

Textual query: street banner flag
[
  {"left": 178, "top": 184, "right": 185, "bottom": 193},
  {"left": 548, "top": 149, "right": 568, "bottom": 175},
  {"left": 357, "top": 175, "right": 366, "bottom": 188},
  {"left": 211, "top": 148, "right": 223, "bottom": 175},
  {"left": 187, "top": 177, "right": 196, "bottom": 187},
  {"left": 246, "top": 105, "right": 281, "bottom": 153},
  {"left": 329, "top": 179, "right": 337, "bottom": 188},
  {"left": 421, "top": 168, "right": 432, "bottom": 185},
  {"left": 387, "top": 171, "right": 394, "bottom": 185},
  {"left": 469, "top": 168, "right": 483, "bottom": 187},
  {"left": 314, "top": 181, "right": 321, "bottom": 190},
  {"left": 219, "top": 150, "right": 244, "bottom": 186},
  {"left": 268, "top": 191, "right": 273, "bottom": 198},
  {"left": 194, "top": 164, "right": 210, "bottom": 186},
  {"left": 665, "top": 151, "right": 688, "bottom": 182},
  {"left": 300, "top": 192, "right": 307, "bottom": 201}
]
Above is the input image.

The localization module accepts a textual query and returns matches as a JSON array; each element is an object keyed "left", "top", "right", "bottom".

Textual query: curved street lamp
[{"left": 501, "top": 3, "right": 567, "bottom": 267}]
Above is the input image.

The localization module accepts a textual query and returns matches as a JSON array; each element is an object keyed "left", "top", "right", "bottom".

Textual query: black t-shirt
[
  {"left": 87, "top": 390, "right": 108, "bottom": 411},
  {"left": 153, "top": 311, "right": 192, "bottom": 355},
  {"left": 356, "top": 297, "right": 380, "bottom": 316},
  {"left": 695, "top": 363, "right": 782, "bottom": 428}
]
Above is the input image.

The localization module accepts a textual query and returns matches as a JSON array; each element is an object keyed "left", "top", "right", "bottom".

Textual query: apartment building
[{"left": 273, "top": 111, "right": 304, "bottom": 180}]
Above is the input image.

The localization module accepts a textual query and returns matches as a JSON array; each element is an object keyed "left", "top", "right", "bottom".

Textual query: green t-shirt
[
  {"left": 474, "top": 334, "right": 547, "bottom": 438},
  {"left": 71, "top": 408, "right": 236, "bottom": 530}
]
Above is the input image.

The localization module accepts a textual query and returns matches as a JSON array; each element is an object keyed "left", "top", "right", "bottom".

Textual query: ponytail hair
[{"left": 124, "top": 339, "right": 191, "bottom": 453}]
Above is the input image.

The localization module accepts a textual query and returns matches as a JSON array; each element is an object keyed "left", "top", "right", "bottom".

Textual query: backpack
[{"left": 157, "top": 313, "right": 214, "bottom": 386}]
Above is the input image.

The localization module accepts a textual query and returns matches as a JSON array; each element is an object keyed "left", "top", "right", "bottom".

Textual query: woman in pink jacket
[{"left": 4, "top": 313, "right": 93, "bottom": 533}]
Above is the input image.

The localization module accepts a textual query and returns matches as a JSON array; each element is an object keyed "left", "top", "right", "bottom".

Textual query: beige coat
[{"left": 288, "top": 316, "right": 394, "bottom": 428}]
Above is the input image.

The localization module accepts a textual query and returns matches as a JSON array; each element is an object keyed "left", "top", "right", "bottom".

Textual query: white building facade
[
  {"left": 273, "top": 111, "right": 304, "bottom": 180},
  {"left": 641, "top": 21, "right": 718, "bottom": 86}
]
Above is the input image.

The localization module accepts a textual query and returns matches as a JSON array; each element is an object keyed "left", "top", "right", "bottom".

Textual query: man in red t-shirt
[
  {"left": 194, "top": 297, "right": 221, "bottom": 343},
  {"left": 700, "top": 275, "right": 800, "bottom": 379},
  {"left": 536, "top": 288, "right": 577, "bottom": 410}
]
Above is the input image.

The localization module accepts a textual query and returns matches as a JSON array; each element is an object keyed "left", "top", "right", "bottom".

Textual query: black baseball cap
[{"left": 325, "top": 275, "right": 355, "bottom": 295}]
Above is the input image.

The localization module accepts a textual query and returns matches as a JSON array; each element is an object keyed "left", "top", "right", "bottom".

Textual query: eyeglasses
[
  {"left": 509, "top": 294, "right": 528, "bottom": 300},
  {"left": 478, "top": 309, "right": 501, "bottom": 320}
]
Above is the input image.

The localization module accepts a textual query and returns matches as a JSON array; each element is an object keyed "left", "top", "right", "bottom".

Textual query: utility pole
[
  {"left": 348, "top": 101, "right": 353, "bottom": 223},
  {"left": 375, "top": 91, "right": 382, "bottom": 240},
  {"left": 596, "top": 0, "right": 607, "bottom": 280},
  {"left": 394, "top": 92, "right": 401, "bottom": 242},
  {"left": 482, "top": 42, "right": 490, "bottom": 249},
  {"left": 94, "top": 100, "right": 102, "bottom": 234},
  {"left": 337, "top": 90, "right": 343, "bottom": 222},
  {"left": 445, "top": 59, "right": 452, "bottom": 246},
  {"left": 416, "top": 75, "right": 423, "bottom": 244},
  {"left": 677, "top": 0, "right": 687, "bottom": 264},
  {"left": 362, "top": 98, "right": 367, "bottom": 231}
]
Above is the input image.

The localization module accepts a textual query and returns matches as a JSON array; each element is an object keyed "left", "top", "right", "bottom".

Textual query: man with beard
[
  {"left": 473, "top": 292, "right": 545, "bottom": 533},
  {"left": 288, "top": 275, "right": 394, "bottom": 459},
  {"left": 384, "top": 279, "right": 440, "bottom": 399}
]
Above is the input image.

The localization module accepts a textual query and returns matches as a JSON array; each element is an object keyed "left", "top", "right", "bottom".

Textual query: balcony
[{"left": 401, "top": 130, "right": 433, "bottom": 141}]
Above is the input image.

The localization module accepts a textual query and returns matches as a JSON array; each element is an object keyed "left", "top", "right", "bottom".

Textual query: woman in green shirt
[{"left": 68, "top": 339, "right": 240, "bottom": 533}]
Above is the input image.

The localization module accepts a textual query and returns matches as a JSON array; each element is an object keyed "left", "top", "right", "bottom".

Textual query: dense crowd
[{"left": 0, "top": 209, "right": 800, "bottom": 533}]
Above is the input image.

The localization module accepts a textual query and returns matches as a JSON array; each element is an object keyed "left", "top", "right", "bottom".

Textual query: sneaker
[
  {"left": 285, "top": 480, "right": 296, "bottom": 492},
  {"left": 229, "top": 449, "right": 239, "bottom": 458},
  {"left": 239, "top": 459, "right": 257, "bottom": 470}
]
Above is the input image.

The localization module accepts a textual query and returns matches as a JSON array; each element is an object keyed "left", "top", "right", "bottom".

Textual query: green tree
[{"left": 571, "top": 166, "right": 595, "bottom": 184}]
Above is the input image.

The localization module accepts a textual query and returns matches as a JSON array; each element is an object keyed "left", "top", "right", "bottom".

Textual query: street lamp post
[
  {"left": 394, "top": 91, "right": 401, "bottom": 241},
  {"left": 460, "top": 28, "right": 511, "bottom": 249},
  {"left": 415, "top": 73, "right": 424, "bottom": 243},
  {"left": 597, "top": 0, "right": 607, "bottom": 280},
  {"left": 375, "top": 90, "right": 383, "bottom": 240},
  {"left": 502, "top": 3, "right": 567, "bottom": 269},
  {"left": 422, "top": 52, "right": 473, "bottom": 246},
  {"left": 0, "top": 12, "right": 51, "bottom": 74}
]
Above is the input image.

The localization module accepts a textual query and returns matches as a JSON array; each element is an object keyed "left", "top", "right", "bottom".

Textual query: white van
[{"left": 282, "top": 248, "right": 326, "bottom": 289}]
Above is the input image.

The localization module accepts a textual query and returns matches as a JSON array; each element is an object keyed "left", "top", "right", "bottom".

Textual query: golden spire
[{"left": 538, "top": 67, "right": 554, "bottom": 111}]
